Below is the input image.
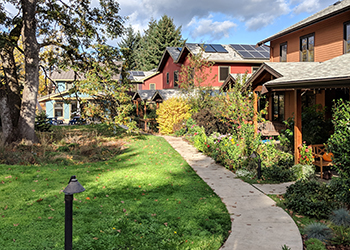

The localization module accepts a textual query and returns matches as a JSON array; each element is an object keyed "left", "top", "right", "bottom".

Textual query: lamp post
[
  {"left": 63, "top": 175, "right": 85, "bottom": 250},
  {"left": 250, "top": 152, "right": 262, "bottom": 179}
]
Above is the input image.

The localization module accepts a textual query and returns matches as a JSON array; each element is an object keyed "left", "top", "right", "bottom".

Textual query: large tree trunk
[
  {"left": 18, "top": 0, "right": 39, "bottom": 144},
  {"left": 0, "top": 32, "right": 22, "bottom": 145}
]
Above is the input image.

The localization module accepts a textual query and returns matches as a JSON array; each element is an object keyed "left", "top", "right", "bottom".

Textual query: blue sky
[{"left": 117, "top": 0, "right": 339, "bottom": 45}]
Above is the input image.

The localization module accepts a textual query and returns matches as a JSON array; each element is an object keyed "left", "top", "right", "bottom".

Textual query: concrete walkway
[{"left": 162, "top": 136, "right": 303, "bottom": 250}]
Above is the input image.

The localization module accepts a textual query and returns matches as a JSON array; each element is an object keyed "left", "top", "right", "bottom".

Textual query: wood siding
[{"left": 270, "top": 10, "right": 350, "bottom": 62}]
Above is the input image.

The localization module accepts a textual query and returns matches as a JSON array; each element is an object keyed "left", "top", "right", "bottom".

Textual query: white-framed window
[
  {"left": 54, "top": 102, "right": 64, "bottom": 117},
  {"left": 219, "top": 66, "right": 229, "bottom": 82},
  {"left": 149, "top": 83, "right": 156, "bottom": 90}
]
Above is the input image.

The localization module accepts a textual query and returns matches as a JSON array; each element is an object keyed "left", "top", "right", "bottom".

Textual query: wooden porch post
[
  {"left": 135, "top": 101, "right": 139, "bottom": 117},
  {"left": 294, "top": 89, "right": 302, "bottom": 165},
  {"left": 253, "top": 91, "right": 258, "bottom": 134}
]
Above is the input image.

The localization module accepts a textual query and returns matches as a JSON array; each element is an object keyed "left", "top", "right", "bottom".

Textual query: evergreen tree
[
  {"left": 119, "top": 25, "right": 141, "bottom": 71},
  {"left": 136, "top": 15, "right": 184, "bottom": 71}
]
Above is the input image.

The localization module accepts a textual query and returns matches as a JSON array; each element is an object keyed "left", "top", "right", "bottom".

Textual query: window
[
  {"left": 174, "top": 71, "right": 179, "bottom": 88},
  {"left": 280, "top": 42, "right": 287, "bottom": 62},
  {"left": 149, "top": 83, "right": 155, "bottom": 90},
  {"left": 219, "top": 66, "right": 229, "bottom": 82},
  {"left": 272, "top": 92, "right": 284, "bottom": 122},
  {"left": 166, "top": 72, "right": 169, "bottom": 84},
  {"left": 300, "top": 33, "right": 314, "bottom": 62},
  {"left": 345, "top": 21, "right": 350, "bottom": 54},
  {"left": 54, "top": 102, "right": 63, "bottom": 117}
]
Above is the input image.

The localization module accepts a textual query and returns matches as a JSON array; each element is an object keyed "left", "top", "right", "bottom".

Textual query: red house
[{"left": 142, "top": 43, "right": 270, "bottom": 90}]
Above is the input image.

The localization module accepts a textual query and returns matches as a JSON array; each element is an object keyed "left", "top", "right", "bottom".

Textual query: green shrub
[
  {"left": 328, "top": 99, "right": 350, "bottom": 179},
  {"left": 329, "top": 177, "right": 350, "bottom": 205},
  {"left": 305, "top": 222, "right": 333, "bottom": 243},
  {"left": 57, "top": 145, "right": 70, "bottom": 152},
  {"left": 291, "top": 164, "right": 315, "bottom": 180},
  {"left": 285, "top": 180, "right": 338, "bottom": 219},
  {"left": 330, "top": 225, "right": 350, "bottom": 246},
  {"left": 35, "top": 111, "right": 52, "bottom": 132},
  {"left": 156, "top": 97, "right": 191, "bottom": 135},
  {"left": 304, "top": 238, "right": 327, "bottom": 250},
  {"left": 261, "top": 165, "right": 296, "bottom": 182}
]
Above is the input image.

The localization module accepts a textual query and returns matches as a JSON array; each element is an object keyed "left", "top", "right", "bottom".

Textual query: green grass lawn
[{"left": 0, "top": 134, "right": 231, "bottom": 249}]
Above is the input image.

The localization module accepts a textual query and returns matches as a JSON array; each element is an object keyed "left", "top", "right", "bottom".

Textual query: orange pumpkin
[{"left": 323, "top": 152, "right": 334, "bottom": 162}]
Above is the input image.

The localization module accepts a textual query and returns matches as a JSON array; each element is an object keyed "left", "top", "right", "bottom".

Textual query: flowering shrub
[
  {"left": 298, "top": 142, "right": 313, "bottom": 165},
  {"left": 156, "top": 97, "right": 191, "bottom": 134}
]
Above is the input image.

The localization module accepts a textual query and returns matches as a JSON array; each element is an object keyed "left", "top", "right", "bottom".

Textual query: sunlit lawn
[{"left": 0, "top": 134, "right": 231, "bottom": 249}]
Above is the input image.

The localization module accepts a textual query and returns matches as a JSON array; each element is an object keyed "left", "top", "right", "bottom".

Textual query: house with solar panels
[
  {"left": 246, "top": 0, "right": 350, "bottom": 167},
  {"left": 140, "top": 43, "right": 270, "bottom": 91}
]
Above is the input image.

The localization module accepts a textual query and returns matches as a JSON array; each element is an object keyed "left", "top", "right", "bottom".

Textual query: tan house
[{"left": 248, "top": 0, "right": 350, "bottom": 164}]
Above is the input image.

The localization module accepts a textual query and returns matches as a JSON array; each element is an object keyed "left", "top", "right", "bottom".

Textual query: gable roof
[
  {"left": 257, "top": 0, "right": 350, "bottom": 46},
  {"left": 132, "top": 89, "right": 182, "bottom": 102},
  {"left": 176, "top": 43, "right": 269, "bottom": 64},
  {"left": 157, "top": 47, "right": 182, "bottom": 72}
]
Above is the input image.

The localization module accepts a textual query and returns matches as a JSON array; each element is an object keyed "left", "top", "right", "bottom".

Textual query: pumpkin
[{"left": 323, "top": 152, "right": 334, "bottom": 162}]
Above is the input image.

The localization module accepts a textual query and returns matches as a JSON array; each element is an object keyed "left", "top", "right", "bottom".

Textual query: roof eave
[
  {"left": 264, "top": 76, "right": 350, "bottom": 90},
  {"left": 257, "top": 5, "right": 350, "bottom": 46}
]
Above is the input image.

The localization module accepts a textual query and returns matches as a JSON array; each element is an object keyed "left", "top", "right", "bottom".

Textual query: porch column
[
  {"left": 294, "top": 89, "right": 302, "bottom": 165},
  {"left": 253, "top": 91, "right": 258, "bottom": 134},
  {"left": 135, "top": 101, "right": 139, "bottom": 117}
]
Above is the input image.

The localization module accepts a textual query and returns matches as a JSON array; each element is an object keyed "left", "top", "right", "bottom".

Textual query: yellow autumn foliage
[{"left": 156, "top": 97, "right": 191, "bottom": 134}]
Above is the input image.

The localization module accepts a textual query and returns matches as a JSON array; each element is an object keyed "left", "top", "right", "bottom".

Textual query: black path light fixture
[
  {"left": 250, "top": 151, "right": 262, "bottom": 179},
  {"left": 63, "top": 175, "right": 85, "bottom": 250}
]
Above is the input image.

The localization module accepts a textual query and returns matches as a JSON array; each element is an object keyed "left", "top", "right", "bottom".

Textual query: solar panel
[
  {"left": 211, "top": 44, "right": 228, "bottom": 53},
  {"left": 202, "top": 44, "right": 216, "bottom": 53},
  {"left": 177, "top": 47, "right": 182, "bottom": 52},
  {"left": 260, "top": 52, "right": 270, "bottom": 58},
  {"left": 230, "top": 44, "right": 244, "bottom": 50},
  {"left": 250, "top": 51, "right": 264, "bottom": 58},
  {"left": 240, "top": 44, "right": 255, "bottom": 50},
  {"left": 238, "top": 51, "right": 254, "bottom": 58}
]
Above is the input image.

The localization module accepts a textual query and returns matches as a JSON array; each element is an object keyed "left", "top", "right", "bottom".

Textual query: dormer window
[{"left": 300, "top": 33, "right": 314, "bottom": 62}]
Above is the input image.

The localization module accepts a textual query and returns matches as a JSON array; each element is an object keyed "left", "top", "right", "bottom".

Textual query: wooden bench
[{"left": 311, "top": 144, "right": 333, "bottom": 179}]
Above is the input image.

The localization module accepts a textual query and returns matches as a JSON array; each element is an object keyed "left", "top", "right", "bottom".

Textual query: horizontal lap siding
[{"left": 270, "top": 10, "right": 350, "bottom": 62}]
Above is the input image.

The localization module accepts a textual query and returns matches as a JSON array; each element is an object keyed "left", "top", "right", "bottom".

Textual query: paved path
[{"left": 162, "top": 136, "right": 303, "bottom": 250}]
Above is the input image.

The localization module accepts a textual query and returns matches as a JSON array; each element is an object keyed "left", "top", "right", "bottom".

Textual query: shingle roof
[
  {"left": 51, "top": 62, "right": 123, "bottom": 81},
  {"left": 257, "top": 0, "right": 350, "bottom": 45},
  {"left": 258, "top": 53, "right": 350, "bottom": 92},
  {"left": 133, "top": 89, "right": 182, "bottom": 101},
  {"left": 166, "top": 47, "right": 182, "bottom": 61}
]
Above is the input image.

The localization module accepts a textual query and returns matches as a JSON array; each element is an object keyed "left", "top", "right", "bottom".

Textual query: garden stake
[{"left": 63, "top": 175, "right": 85, "bottom": 250}]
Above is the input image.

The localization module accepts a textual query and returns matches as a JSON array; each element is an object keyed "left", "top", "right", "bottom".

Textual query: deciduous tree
[{"left": 0, "top": 0, "right": 125, "bottom": 145}]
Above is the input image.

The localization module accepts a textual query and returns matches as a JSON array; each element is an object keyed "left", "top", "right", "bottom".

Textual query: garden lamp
[
  {"left": 250, "top": 152, "right": 262, "bottom": 179},
  {"left": 63, "top": 175, "right": 85, "bottom": 250}
]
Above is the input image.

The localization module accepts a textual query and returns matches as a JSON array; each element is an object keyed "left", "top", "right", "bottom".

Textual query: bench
[
  {"left": 258, "top": 121, "right": 286, "bottom": 137},
  {"left": 311, "top": 144, "right": 333, "bottom": 179}
]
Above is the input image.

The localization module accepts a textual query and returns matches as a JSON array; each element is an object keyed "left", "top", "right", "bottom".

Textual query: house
[
  {"left": 248, "top": 0, "right": 350, "bottom": 164},
  {"left": 38, "top": 66, "right": 122, "bottom": 123},
  {"left": 142, "top": 43, "right": 270, "bottom": 90}
]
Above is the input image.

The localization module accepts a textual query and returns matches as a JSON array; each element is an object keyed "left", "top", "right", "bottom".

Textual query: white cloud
[
  {"left": 187, "top": 16, "right": 237, "bottom": 41},
  {"left": 293, "top": 0, "right": 321, "bottom": 14}
]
